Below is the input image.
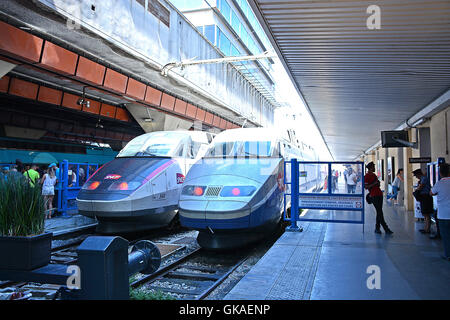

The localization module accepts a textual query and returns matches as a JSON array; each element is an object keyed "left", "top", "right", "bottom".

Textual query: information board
[{"left": 299, "top": 195, "right": 363, "bottom": 210}]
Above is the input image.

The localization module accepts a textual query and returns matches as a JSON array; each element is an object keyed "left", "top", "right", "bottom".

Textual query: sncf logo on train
[
  {"left": 176, "top": 173, "right": 185, "bottom": 184},
  {"left": 104, "top": 174, "right": 122, "bottom": 180}
]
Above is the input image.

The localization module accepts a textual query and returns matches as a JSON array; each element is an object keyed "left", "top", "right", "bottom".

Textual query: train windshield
[
  {"left": 205, "top": 140, "right": 274, "bottom": 158},
  {"left": 117, "top": 132, "right": 189, "bottom": 157}
]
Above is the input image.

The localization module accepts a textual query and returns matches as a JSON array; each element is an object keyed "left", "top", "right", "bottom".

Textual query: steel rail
[
  {"left": 130, "top": 247, "right": 203, "bottom": 288},
  {"left": 196, "top": 256, "right": 248, "bottom": 300}
]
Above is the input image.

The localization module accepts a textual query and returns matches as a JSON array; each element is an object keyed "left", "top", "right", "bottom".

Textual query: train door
[{"left": 151, "top": 169, "right": 168, "bottom": 200}]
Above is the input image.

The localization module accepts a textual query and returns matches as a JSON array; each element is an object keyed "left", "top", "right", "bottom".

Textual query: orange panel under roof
[
  {"left": 174, "top": 99, "right": 187, "bottom": 115},
  {"left": 219, "top": 118, "right": 227, "bottom": 129},
  {"left": 9, "top": 78, "right": 39, "bottom": 100},
  {"left": 0, "top": 76, "right": 10, "bottom": 93},
  {"left": 103, "top": 68, "right": 128, "bottom": 94},
  {"left": 61, "top": 92, "right": 82, "bottom": 110},
  {"left": 82, "top": 99, "right": 101, "bottom": 115},
  {"left": 204, "top": 112, "right": 213, "bottom": 124},
  {"left": 212, "top": 115, "right": 221, "bottom": 127},
  {"left": 38, "top": 86, "right": 63, "bottom": 105},
  {"left": 40, "top": 42, "right": 78, "bottom": 75},
  {"left": 160, "top": 93, "right": 175, "bottom": 111},
  {"left": 75, "top": 56, "right": 106, "bottom": 85},
  {"left": 144, "top": 86, "right": 162, "bottom": 106},
  {"left": 126, "top": 78, "right": 146, "bottom": 100},
  {"left": 115, "top": 108, "right": 130, "bottom": 122},
  {"left": 100, "top": 103, "right": 116, "bottom": 118},
  {"left": 185, "top": 103, "right": 197, "bottom": 119},
  {"left": 0, "top": 21, "right": 43, "bottom": 63},
  {"left": 195, "top": 108, "right": 205, "bottom": 122}
]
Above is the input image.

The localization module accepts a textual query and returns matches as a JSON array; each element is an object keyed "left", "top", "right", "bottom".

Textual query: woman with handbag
[
  {"left": 387, "top": 169, "right": 404, "bottom": 205},
  {"left": 364, "top": 162, "right": 393, "bottom": 234},
  {"left": 412, "top": 169, "right": 433, "bottom": 233}
]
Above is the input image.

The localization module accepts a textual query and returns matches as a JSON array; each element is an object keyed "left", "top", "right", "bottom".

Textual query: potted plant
[{"left": 0, "top": 173, "right": 52, "bottom": 270}]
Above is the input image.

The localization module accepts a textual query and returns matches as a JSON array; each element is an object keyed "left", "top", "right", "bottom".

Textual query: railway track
[
  {"left": 1, "top": 225, "right": 276, "bottom": 300},
  {"left": 130, "top": 248, "right": 248, "bottom": 300},
  {"left": 0, "top": 231, "right": 200, "bottom": 299}
]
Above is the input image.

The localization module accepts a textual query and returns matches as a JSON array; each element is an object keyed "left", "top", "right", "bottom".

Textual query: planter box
[{"left": 0, "top": 232, "right": 53, "bottom": 271}]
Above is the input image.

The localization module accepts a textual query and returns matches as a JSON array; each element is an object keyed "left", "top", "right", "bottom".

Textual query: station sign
[
  {"left": 299, "top": 195, "right": 363, "bottom": 210},
  {"left": 409, "top": 157, "right": 432, "bottom": 164}
]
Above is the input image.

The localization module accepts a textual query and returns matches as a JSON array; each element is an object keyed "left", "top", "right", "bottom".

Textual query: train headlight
[
  {"left": 108, "top": 181, "right": 141, "bottom": 191},
  {"left": 82, "top": 181, "right": 100, "bottom": 190},
  {"left": 220, "top": 186, "right": 256, "bottom": 197},
  {"left": 182, "top": 185, "right": 206, "bottom": 196}
]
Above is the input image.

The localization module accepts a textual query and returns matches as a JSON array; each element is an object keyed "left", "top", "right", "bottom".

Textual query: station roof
[{"left": 249, "top": 0, "right": 450, "bottom": 160}]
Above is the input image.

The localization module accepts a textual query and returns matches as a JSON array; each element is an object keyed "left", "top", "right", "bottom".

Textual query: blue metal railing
[
  {"left": 284, "top": 159, "right": 365, "bottom": 232},
  {"left": 58, "top": 160, "right": 99, "bottom": 217}
]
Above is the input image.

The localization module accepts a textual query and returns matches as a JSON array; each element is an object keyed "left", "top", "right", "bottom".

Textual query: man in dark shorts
[
  {"left": 365, "top": 162, "right": 393, "bottom": 234},
  {"left": 412, "top": 169, "right": 433, "bottom": 233}
]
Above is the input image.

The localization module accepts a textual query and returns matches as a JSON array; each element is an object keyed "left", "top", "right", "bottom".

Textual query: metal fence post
[
  {"left": 287, "top": 158, "right": 300, "bottom": 231},
  {"left": 361, "top": 163, "right": 365, "bottom": 234},
  {"left": 328, "top": 163, "right": 332, "bottom": 195},
  {"left": 61, "top": 160, "right": 69, "bottom": 218}
]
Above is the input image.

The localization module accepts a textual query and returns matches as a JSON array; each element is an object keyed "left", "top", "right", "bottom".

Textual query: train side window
[
  {"left": 271, "top": 142, "right": 280, "bottom": 158},
  {"left": 190, "top": 141, "right": 203, "bottom": 158},
  {"left": 174, "top": 144, "right": 184, "bottom": 157}
]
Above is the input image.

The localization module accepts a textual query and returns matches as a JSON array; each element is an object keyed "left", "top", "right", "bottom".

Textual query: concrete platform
[
  {"left": 44, "top": 214, "right": 97, "bottom": 237},
  {"left": 224, "top": 201, "right": 450, "bottom": 300}
]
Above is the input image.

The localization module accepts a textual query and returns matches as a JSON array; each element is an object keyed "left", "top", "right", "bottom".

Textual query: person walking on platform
[
  {"left": 430, "top": 163, "right": 450, "bottom": 261},
  {"left": 365, "top": 162, "right": 393, "bottom": 234},
  {"left": 68, "top": 165, "right": 77, "bottom": 188},
  {"left": 347, "top": 168, "right": 357, "bottom": 193},
  {"left": 387, "top": 169, "right": 404, "bottom": 205},
  {"left": 412, "top": 169, "right": 433, "bottom": 234},
  {"left": 41, "top": 164, "right": 58, "bottom": 219},
  {"left": 23, "top": 164, "right": 40, "bottom": 187}
]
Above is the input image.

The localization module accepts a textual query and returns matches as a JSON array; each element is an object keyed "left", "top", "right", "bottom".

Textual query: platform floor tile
[{"left": 310, "top": 245, "right": 419, "bottom": 300}]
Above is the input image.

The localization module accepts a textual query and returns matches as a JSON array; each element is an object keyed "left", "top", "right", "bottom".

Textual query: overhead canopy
[{"left": 249, "top": 0, "right": 450, "bottom": 160}]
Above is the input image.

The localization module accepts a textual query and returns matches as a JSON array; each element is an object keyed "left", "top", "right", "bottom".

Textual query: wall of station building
[
  {"left": 35, "top": 0, "right": 275, "bottom": 127},
  {"left": 365, "top": 107, "right": 449, "bottom": 211}
]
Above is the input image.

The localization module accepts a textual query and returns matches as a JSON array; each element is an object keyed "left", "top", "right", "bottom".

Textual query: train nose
[{"left": 179, "top": 175, "right": 258, "bottom": 229}]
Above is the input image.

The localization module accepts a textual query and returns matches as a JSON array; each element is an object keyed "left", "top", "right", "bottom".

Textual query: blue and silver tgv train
[
  {"left": 178, "top": 128, "right": 319, "bottom": 249},
  {"left": 76, "top": 130, "right": 213, "bottom": 233}
]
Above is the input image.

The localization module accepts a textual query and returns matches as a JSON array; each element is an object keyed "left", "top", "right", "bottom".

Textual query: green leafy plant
[
  {"left": 129, "top": 287, "right": 176, "bottom": 300},
  {"left": 0, "top": 174, "right": 45, "bottom": 237}
]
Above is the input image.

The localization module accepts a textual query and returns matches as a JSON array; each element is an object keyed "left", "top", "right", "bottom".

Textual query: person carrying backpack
[{"left": 23, "top": 164, "right": 40, "bottom": 187}]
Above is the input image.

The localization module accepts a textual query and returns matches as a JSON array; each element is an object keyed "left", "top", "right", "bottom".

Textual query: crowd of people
[
  {"left": 323, "top": 167, "right": 362, "bottom": 193},
  {"left": 1, "top": 159, "right": 60, "bottom": 219},
  {"left": 1, "top": 159, "right": 94, "bottom": 219},
  {"left": 412, "top": 164, "right": 450, "bottom": 261},
  {"left": 2, "top": 160, "right": 97, "bottom": 220},
  {"left": 364, "top": 161, "right": 449, "bottom": 261}
]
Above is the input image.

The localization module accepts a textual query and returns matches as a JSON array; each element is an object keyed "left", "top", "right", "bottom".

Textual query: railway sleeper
[
  {"left": 146, "top": 285, "right": 205, "bottom": 296},
  {"left": 164, "top": 271, "right": 222, "bottom": 281},
  {"left": 53, "top": 251, "right": 78, "bottom": 258},
  {"left": 179, "top": 265, "right": 224, "bottom": 274}
]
